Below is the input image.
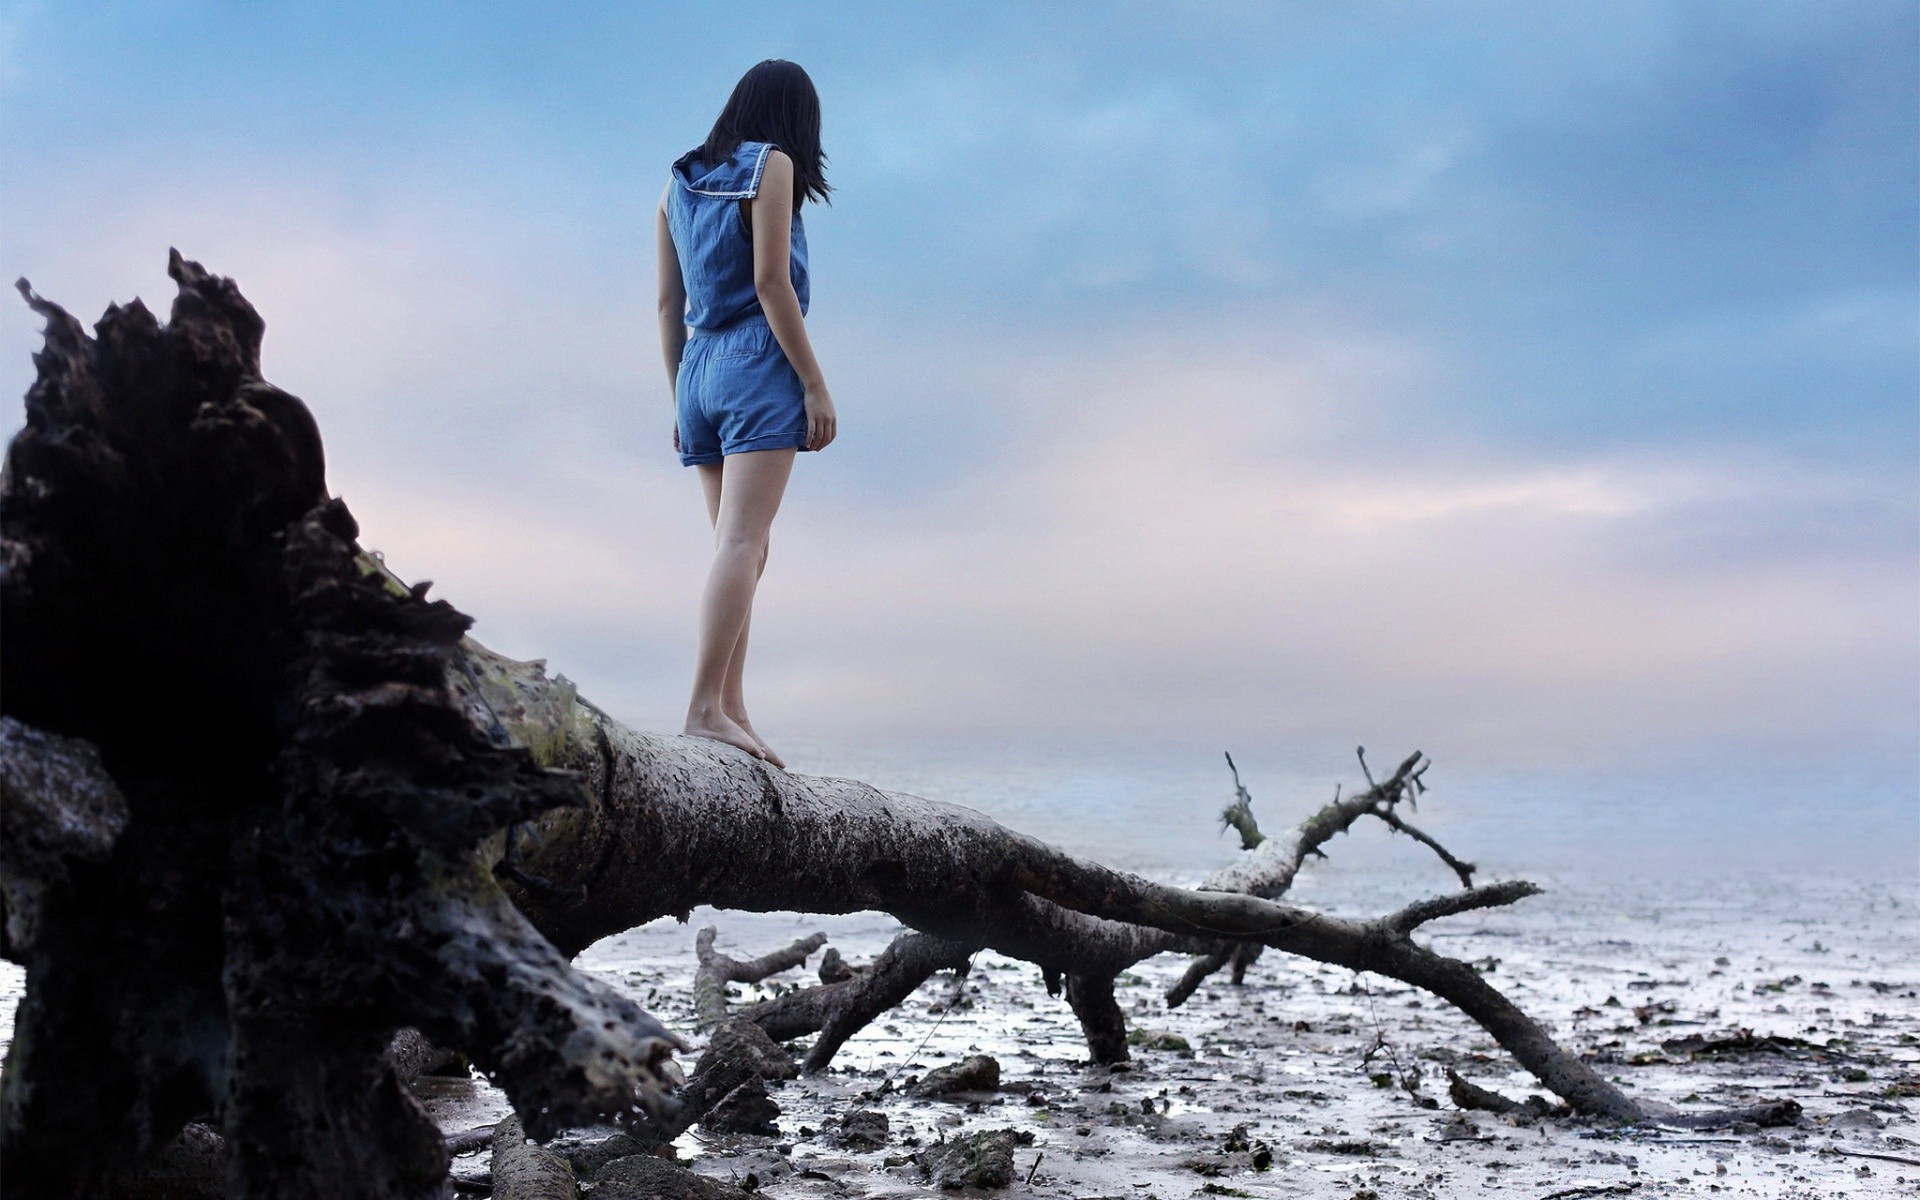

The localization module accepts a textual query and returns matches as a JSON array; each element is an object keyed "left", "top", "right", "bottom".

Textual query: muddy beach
[{"left": 373, "top": 869, "right": 1915, "bottom": 1200}]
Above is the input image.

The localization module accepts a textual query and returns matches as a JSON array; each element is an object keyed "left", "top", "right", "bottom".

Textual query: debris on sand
[
  {"left": 910, "top": 1053, "right": 1001, "bottom": 1097},
  {"left": 701, "top": 1077, "right": 781, "bottom": 1135},
  {"left": 594, "top": 1154, "right": 753, "bottom": 1200},
  {"left": 821, "top": 1109, "right": 890, "bottom": 1150},
  {"left": 918, "top": 1128, "right": 1034, "bottom": 1189},
  {"left": 1660, "top": 1029, "right": 1831, "bottom": 1060}
]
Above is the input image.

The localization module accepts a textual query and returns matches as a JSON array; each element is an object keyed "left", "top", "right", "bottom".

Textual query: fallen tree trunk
[
  {"left": 0, "top": 259, "right": 1794, "bottom": 1196},
  {"left": 458, "top": 641, "right": 1642, "bottom": 1119}
]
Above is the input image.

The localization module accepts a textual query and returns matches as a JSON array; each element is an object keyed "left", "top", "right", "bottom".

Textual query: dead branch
[
  {"left": 685, "top": 924, "right": 977, "bottom": 1072},
  {"left": 1219, "top": 751, "right": 1265, "bottom": 849},
  {"left": 1388, "top": 882, "right": 1542, "bottom": 934},
  {"left": 691, "top": 926, "right": 827, "bottom": 1028},
  {"left": 1166, "top": 749, "right": 1456, "bottom": 1005},
  {"left": 1447, "top": 1068, "right": 1555, "bottom": 1117},
  {"left": 1373, "top": 806, "right": 1476, "bottom": 888},
  {"left": 745, "top": 931, "right": 977, "bottom": 1072}
]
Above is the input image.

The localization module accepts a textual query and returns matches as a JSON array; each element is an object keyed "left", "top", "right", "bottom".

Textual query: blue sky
[{"left": 2, "top": 1, "right": 1915, "bottom": 777}]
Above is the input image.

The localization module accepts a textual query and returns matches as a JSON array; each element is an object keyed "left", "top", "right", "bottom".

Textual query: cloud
[
  {"left": 2, "top": 35, "right": 1910, "bottom": 780},
  {"left": 320, "top": 303, "right": 1913, "bottom": 771}
]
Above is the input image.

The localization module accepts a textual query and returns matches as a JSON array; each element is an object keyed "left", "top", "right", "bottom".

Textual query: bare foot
[
  {"left": 684, "top": 706, "right": 766, "bottom": 760},
  {"left": 729, "top": 711, "right": 785, "bottom": 769}
]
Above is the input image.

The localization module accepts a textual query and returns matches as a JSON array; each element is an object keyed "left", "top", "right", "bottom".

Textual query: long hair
[{"left": 698, "top": 59, "right": 831, "bottom": 208}]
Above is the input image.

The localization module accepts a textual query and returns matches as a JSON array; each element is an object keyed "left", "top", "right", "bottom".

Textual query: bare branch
[
  {"left": 1386, "top": 882, "right": 1540, "bottom": 935},
  {"left": 691, "top": 927, "right": 827, "bottom": 1029},
  {"left": 1219, "top": 752, "right": 1265, "bottom": 850},
  {"left": 1370, "top": 807, "right": 1476, "bottom": 888}
]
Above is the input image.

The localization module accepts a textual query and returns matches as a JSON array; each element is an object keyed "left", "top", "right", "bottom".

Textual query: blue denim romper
[{"left": 667, "top": 140, "right": 812, "bottom": 466}]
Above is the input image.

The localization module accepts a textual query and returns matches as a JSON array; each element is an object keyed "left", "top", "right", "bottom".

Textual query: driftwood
[{"left": 0, "top": 259, "right": 1798, "bottom": 1196}]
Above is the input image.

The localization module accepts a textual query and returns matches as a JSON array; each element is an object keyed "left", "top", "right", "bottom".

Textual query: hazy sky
[{"left": 3, "top": 1, "right": 1915, "bottom": 776}]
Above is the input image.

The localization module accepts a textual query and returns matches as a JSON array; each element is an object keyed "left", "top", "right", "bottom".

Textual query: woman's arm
[
  {"left": 656, "top": 184, "right": 689, "bottom": 451},
  {"left": 656, "top": 183, "right": 689, "bottom": 384},
  {"left": 751, "top": 150, "right": 836, "bottom": 451}
]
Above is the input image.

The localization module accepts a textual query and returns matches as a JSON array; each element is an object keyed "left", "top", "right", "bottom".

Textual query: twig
[
  {"left": 445, "top": 1123, "right": 498, "bottom": 1156},
  {"left": 1371, "top": 807, "right": 1476, "bottom": 888},
  {"left": 1357, "top": 973, "right": 1422, "bottom": 1097},
  {"left": 1819, "top": 1147, "right": 1920, "bottom": 1168},
  {"left": 1539, "top": 1185, "right": 1640, "bottom": 1200}
]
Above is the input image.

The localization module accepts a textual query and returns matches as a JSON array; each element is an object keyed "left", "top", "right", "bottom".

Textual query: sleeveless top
[{"left": 667, "top": 140, "right": 811, "bottom": 332}]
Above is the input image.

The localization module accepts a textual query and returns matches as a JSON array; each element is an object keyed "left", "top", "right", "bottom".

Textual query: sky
[{"left": 2, "top": 1, "right": 1916, "bottom": 790}]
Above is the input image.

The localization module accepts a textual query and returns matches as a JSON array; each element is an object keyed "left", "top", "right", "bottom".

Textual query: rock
[
  {"left": 595, "top": 1155, "right": 754, "bottom": 1200},
  {"left": 1830, "top": 1108, "right": 1886, "bottom": 1130},
  {"left": 546, "top": 1127, "right": 648, "bottom": 1178},
  {"left": 823, "top": 1109, "right": 890, "bottom": 1150},
  {"left": 701, "top": 1018, "right": 799, "bottom": 1082},
  {"left": 910, "top": 1054, "right": 1001, "bottom": 1097},
  {"left": 94, "top": 1123, "right": 228, "bottom": 1200},
  {"left": 701, "top": 1077, "right": 782, "bottom": 1135},
  {"left": 386, "top": 1026, "right": 466, "bottom": 1079},
  {"left": 918, "top": 1128, "right": 1033, "bottom": 1189},
  {"left": 818, "top": 947, "right": 859, "bottom": 983},
  {"left": 1181, "top": 1153, "right": 1232, "bottom": 1176}
]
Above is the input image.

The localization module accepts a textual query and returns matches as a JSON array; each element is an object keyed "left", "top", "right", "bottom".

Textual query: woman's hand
[{"left": 804, "top": 383, "right": 837, "bottom": 451}]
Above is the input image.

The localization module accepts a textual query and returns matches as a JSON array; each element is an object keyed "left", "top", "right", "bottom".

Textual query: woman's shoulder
[{"left": 672, "top": 142, "right": 775, "bottom": 199}]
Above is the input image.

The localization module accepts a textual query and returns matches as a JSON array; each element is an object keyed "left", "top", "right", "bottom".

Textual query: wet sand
[
  {"left": 408, "top": 869, "right": 1919, "bottom": 1198},
  {"left": 1, "top": 866, "right": 1912, "bottom": 1197}
]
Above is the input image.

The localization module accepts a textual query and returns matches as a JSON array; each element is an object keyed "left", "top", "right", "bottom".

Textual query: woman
[{"left": 658, "top": 59, "right": 836, "bottom": 769}]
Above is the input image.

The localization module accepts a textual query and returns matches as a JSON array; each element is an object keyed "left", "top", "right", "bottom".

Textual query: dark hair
[{"left": 699, "top": 59, "right": 830, "bottom": 208}]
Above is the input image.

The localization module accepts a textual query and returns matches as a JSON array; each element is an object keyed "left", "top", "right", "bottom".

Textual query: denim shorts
[{"left": 676, "top": 313, "right": 808, "bottom": 466}]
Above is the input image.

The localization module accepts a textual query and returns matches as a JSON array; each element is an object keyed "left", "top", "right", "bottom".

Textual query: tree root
[{"left": 1, "top": 259, "right": 680, "bottom": 1200}]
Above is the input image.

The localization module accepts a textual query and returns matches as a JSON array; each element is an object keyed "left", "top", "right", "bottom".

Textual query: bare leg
[
  {"left": 722, "top": 598, "right": 783, "bottom": 768},
  {"left": 695, "top": 465, "right": 782, "bottom": 767},
  {"left": 685, "top": 450, "right": 794, "bottom": 761}
]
